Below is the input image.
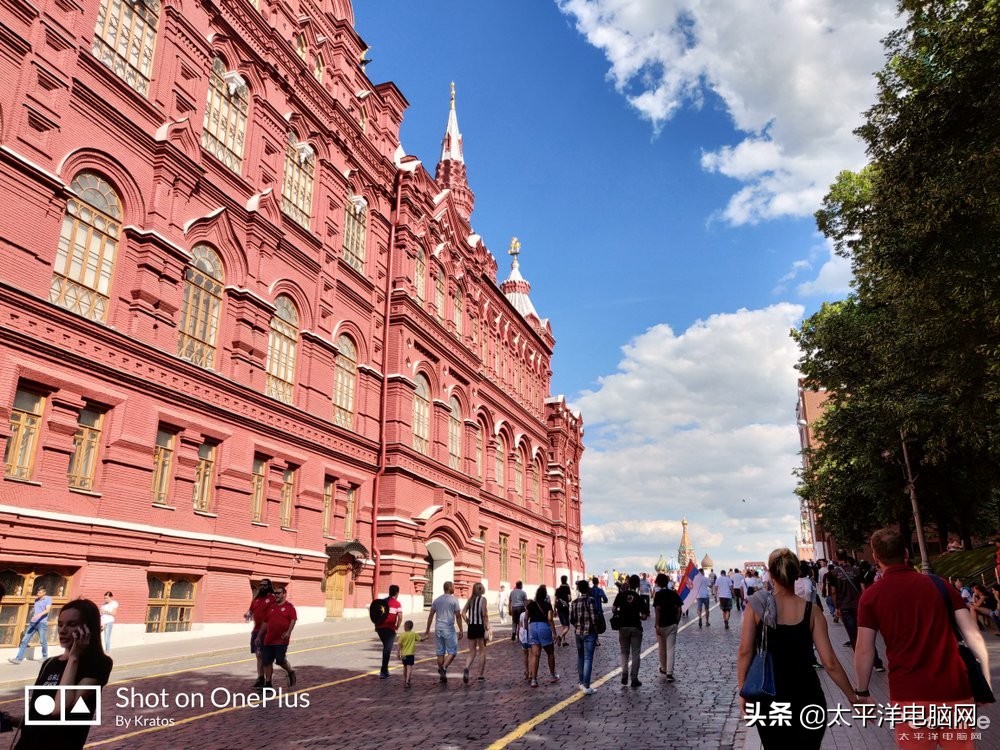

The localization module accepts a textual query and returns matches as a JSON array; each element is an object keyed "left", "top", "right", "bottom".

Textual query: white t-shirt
[
  {"left": 697, "top": 577, "right": 712, "bottom": 598},
  {"left": 715, "top": 575, "right": 734, "bottom": 598},
  {"left": 731, "top": 572, "right": 745, "bottom": 592},
  {"left": 794, "top": 577, "right": 815, "bottom": 601},
  {"left": 518, "top": 611, "right": 529, "bottom": 645},
  {"left": 100, "top": 599, "right": 119, "bottom": 625}
]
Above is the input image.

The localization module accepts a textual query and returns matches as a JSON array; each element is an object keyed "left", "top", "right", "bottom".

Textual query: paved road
[{"left": 1, "top": 602, "right": 998, "bottom": 749}]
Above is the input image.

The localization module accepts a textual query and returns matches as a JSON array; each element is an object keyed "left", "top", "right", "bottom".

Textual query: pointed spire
[
  {"left": 435, "top": 83, "right": 474, "bottom": 219},
  {"left": 678, "top": 517, "right": 695, "bottom": 569},
  {"left": 439, "top": 81, "right": 464, "bottom": 164},
  {"left": 501, "top": 236, "right": 539, "bottom": 319}
]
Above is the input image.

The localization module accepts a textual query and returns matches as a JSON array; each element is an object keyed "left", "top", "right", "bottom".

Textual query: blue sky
[{"left": 353, "top": 1, "right": 902, "bottom": 575}]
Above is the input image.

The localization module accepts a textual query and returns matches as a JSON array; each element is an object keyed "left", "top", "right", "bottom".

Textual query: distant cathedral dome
[
  {"left": 666, "top": 557, "right": 679, "bottom": 572},
  {"left": 701, "top": 553, "right": 714, "bottom": 569},
  {"left": 655, "top": 554, "right": 667, "bottom": 573}
]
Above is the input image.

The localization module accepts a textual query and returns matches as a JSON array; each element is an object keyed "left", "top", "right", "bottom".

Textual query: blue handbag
[{"left": 740, "top": 595, "right": 776, "bottom": 701}]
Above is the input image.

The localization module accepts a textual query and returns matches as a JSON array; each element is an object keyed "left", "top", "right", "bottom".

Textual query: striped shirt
[{"left": 466, "top": 595, "right": 485, "bottom": 626}]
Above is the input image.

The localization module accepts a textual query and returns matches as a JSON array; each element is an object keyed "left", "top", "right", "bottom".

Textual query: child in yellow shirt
[{"left": 396, "top": 620, "right": 422, "bottom": 687}]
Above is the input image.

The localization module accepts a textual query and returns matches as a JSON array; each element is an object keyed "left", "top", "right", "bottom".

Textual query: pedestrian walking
[
  {"left": 99, "top": 591, "right": 118, "bottom": 654},
  {"left": 653, "top": 573, "right": 682, "bottom": 681},
  {"left": 590, "top": 575, "right": 608, "bottom": 644},
  {"left": 731, "top": 569, "right": 746, "bottom": 612},
  {"left": 8, "top": 598, "right": 113, "bottom": 750},
  {"left": 424, "top": 581, "right": 464, "bottom": 683},
  {"left": 715, "top": 569, "right": 735, "bottom": 629},
  {"left": 497, "top": 584, "right": 509, "bottom": 626},
  {"left": 245, "top": 578, "right": 275, "bottom": 688},
  {"left": 696, "top": 570, "right": 712, "bottom": 627},
  {"left": 509, "top": 581, "right": 527, "bottom": 640},
  {"left": 554, "top": 575, "right": 572, "bottom": 647},
  {"left": 613, "top": 574, "right": 649, "bottom": 687},
  {"left": 374, "top": 584, "right": 402, "bottom": 678},
  {"left": 396, "top": 620, "right": 422, "bottom": 688},
  {"left": 256, "top": 585, "right": 297, "bottom": 689},
  {"left": 855, "top": 527, "right": 991, "bottom": 750},
  {"left": 8, "top": 586, "right": 52, "bottom": 664},
  {"left": 638, "top": 572, "right": 653, "bottom": 610},
  {"left": 831, "top": 549, "right": 885, "bottom": 671},
  {"left": 461, "top": 582, "right": 489, "bottom": 683},
  {"left": 737, "top": 548, "right": 855, "bottom": 750},
  {"left": 516, "top": 608, "right": 531, "bottom": 680},
  {"left": 526, "top": 584, "right": 559, "bottom": 687},
  {"left": 570, "top": 579, "right": 597, "bottom": 694}
]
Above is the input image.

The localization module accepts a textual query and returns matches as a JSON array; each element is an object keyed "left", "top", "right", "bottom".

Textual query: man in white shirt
[
  {"left": 696, "top": 571, "right": 712, "bottom": 628},
  {"left": 714, "top": 570, "right": 735, "bottom": 629},
  {"left": 730, "top": 570, "right": 746, "bottom": 612}
]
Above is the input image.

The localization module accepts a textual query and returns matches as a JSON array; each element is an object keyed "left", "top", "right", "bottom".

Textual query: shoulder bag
[
  {"left": 739, "top": 594, "right": 776, "bottom": 701},
  {"left": 930, "top": 576, "right": 995, "bottom": 703}
]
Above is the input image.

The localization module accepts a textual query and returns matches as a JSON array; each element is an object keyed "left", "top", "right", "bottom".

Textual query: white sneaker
[
  {"left": 578, "top": 684, "right": 586, "bottom": 691},
  {"left": 583, "top": 687, "right": 594, "bottom": 695}
]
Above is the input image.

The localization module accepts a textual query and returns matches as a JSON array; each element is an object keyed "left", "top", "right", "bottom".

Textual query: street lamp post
[{"left": 898, "top": 433, "right": 932, "bottom": 574}]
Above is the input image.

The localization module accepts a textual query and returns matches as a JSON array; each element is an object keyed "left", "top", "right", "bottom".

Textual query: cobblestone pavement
[{"left": 0, "top": 603, "right": 998, "bottom": 749}]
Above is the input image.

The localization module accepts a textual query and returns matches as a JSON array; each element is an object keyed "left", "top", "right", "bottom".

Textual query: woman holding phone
[{"left": 11, "top": 598, "right": 113, "bottom": 750}]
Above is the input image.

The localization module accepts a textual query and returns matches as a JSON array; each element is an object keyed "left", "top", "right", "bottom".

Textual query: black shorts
[
  {"left": 720, "top": 598, "right": 733, "bottom": 612},
  {"left": 401, "top": 655, "right": 415, "bottom": 666},
  {"left": 261, "top": 643, "right": 288, "bottom": 666},
  {"left": 468, "top": 624, "right": 486, "bottom": 640},
  {"left": 557, "top": 607, "right": 570, "bottom": 626}
]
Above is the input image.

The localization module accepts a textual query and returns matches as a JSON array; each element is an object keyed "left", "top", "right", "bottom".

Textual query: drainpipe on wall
[{"left": 370, "top": 168, "right": 405, "bottom": 592}]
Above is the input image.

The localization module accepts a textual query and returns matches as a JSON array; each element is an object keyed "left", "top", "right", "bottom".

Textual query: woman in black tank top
[{"left": 738, "top": 548, "right": 857, "bottom": 749}]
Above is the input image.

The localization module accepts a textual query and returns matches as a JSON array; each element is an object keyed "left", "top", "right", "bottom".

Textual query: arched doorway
[{"left": 424, "top": 538, "right": 454, "bottom": 609}]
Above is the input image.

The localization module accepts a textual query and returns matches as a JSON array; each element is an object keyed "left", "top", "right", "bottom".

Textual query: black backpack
[{"left": 369, "top": 597, "right": 390, "bottom": 625}]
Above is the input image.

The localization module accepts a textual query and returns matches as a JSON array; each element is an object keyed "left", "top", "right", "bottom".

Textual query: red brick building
[
  {"left": 796, "top": 380, "right": 831, "bottom": 561},
  {"left": 0, "top": 0, "right": 583, "bottom": 650}
]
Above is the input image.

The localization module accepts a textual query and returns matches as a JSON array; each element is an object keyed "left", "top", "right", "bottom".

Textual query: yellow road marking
[
  {"left": 486, "top": 606, "right": 715, "bottom": 749},
  {"left": 85, "top": 637, "right": 506, "bottom": 747}
]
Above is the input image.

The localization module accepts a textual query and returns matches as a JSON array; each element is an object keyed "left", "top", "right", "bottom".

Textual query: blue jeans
[
  {"left": 15, "top": 619, "right": 48, "bottom": 661},
  {"left": 103, "top": 622, "right": 113, "bottom": 653},
  {"left": 376, "top": 628, "right": 396, "bottom": 674},
  {"left": 840, "top": 608, "right": 883, "bottom": 669},
  {"left": 576, "top": 632, "right": 597, "bottom": 687}
]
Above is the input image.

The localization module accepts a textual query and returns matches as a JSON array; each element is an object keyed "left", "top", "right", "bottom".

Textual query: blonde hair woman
[
  {"left": 737, "top": 548, "right": 855, "bottom": 749},
  {"left": 461, "top": 582, "right": 489, "bottom": 683}
]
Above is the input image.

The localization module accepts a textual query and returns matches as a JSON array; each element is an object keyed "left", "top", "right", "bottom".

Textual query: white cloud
[
  {"left": 773, "top": 237, "right": 854, "bottom": 297},
  {"left": 556, "top": 0, "right": 900, "bottom": 224},
  {"left": 572, "top": 304, "right": 807, "bottom": 574}
]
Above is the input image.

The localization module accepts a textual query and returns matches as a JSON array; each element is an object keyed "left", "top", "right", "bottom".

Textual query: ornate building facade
[
  {"left": 796, "top": 379, "right": 831, "bottom": 561},
  {"left": 0, "top": 0, "right": 584, "bottom": 650}
]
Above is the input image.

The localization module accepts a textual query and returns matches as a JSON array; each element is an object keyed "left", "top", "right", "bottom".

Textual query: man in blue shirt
[{"left": 9, "top": 586, "right": 52, "bottom": 663}]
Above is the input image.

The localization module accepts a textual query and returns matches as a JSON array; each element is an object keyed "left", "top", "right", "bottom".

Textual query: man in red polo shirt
[
  {"left": 256, "top": 585, "right": 297, "bottom": 689},
  {"left": 855, "top": 527, "right": 990, "bottom": 749}
]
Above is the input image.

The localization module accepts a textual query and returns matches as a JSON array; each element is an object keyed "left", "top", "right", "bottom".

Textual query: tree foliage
[{"left": 794, "top": 0, "right": 1000, "bottom": 547}]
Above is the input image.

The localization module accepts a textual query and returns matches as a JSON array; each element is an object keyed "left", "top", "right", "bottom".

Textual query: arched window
[
  {"left": 282, "top": 131, "right": 315, "bottom": 229},
  {"left": 333, "top": 334, "right": 357, "bottom": 428},
  {"left": 495, "top": 434, "right": 507, "bottom": 489},
  {"left": 313, "top": 54, "right": 324, "bottom": 83},
  {"left": 448, "top": 397, "right": 462, "bottom": 470},
  {"left": 412, "top": 375, "right": 430, "bottom": 454},
  {"left": 475, "top": 421, "right": 484, "bottom": 479},
  {"left": 434, "top": 269, "right": 445, "bottom": 320},
  {"left": 92, "top": 0, "right": 160, "bottom": 95},
  {"left": 342, "top": 196, "right": 367, "bottom": 273},
  {"left": 533, "top": 457, "right": 543, "bottom": 510},
  {"left": 265, "top": 296, "right": 298, "bottom": 404},
  {"left": 51, "top": 172, "right": 122, "bottom": 322},
  {"left": 414, "top": 247, "right": 426, "bottom": 302},
  {"left": 202, "top": 57, "right": 249, "bottom": 173},
  {"left": 178, "top": 245, "right": 224, "bottom": 367},
  {"left": 513, "top": 446, "right": 524, "bottom": 500},
  {"left": 294, "top": 34, "right": 307, "bottom": 61},
  {"left": 453, "top": 288, "right": 463, "bottom": 336}
]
